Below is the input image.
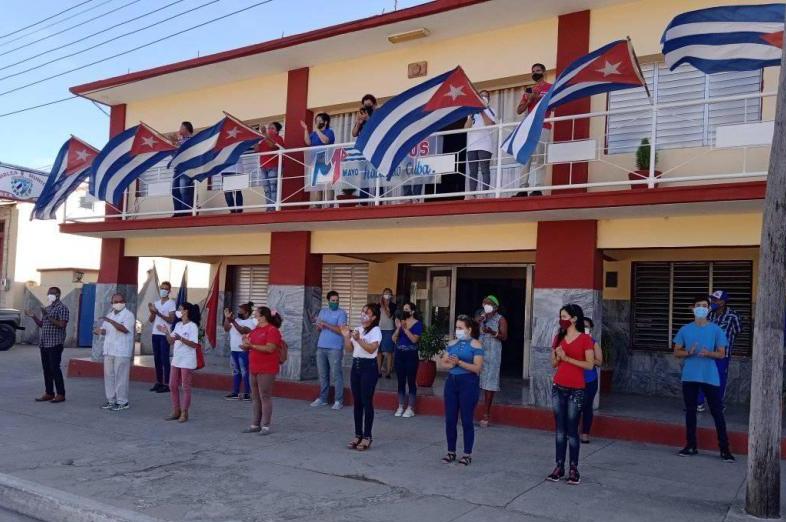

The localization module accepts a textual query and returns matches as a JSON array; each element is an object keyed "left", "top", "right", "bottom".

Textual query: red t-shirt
[
  {"left": 248, "top": 324, "right": 282, "bottom": 375},
  {"left": 257, "top": 134, "right": 285, "bottom": 169},
  {"left": 552, "top": 333, "right": 594, "bottom": 389},
  {"left": 519, "top": 82, "right": 553, "bottom": 129}
]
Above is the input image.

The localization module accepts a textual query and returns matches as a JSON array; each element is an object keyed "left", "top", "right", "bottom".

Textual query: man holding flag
[{"left": 515, "top": 63, "right": 552, "bottom": 196}]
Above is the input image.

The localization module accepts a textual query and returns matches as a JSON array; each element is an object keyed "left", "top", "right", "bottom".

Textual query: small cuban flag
[
  {"left": 168, "top": 112, "right": 264, "bottom": 183},
  {"left": 356, "top": 66, "right": 485, "bottom": 180},
  {"left": 32, "top": 136, "right": 99, "bottom": 220},
  {"left": 661, "top": 3, "right": 784, "bottom": 74},
  {"left": 91, "top": 123, "right": 176, "bottom": 206}
]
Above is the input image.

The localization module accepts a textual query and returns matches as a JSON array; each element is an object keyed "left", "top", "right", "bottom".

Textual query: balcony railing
[{"left": 64, "top": 91, "right": 774, "bottom": 223}]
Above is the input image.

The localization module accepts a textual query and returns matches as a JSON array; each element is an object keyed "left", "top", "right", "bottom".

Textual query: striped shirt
[
  {"left": 709, "top": 307, "right": 741, "bottom": 358},
  {"left": 40, "top": 300, "right": 69, "bottom": 349}
]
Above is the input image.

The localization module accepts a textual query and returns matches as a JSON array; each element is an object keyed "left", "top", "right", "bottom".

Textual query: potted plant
[
  {"left": 599, "top": 335, "right": 615, "bottom": 394},
  {"left": 416, "top": 324, "right": 447, "bottom": 387},
  {"left": 628, "top": 138, "right": 661, "bottom": 189}
]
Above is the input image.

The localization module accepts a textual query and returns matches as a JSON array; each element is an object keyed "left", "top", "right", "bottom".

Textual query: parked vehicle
[{"left": 0, "top": 309, "right": 23, "bottom": 351}]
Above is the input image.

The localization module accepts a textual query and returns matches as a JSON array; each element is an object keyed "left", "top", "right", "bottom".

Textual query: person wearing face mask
[
  {"left": 440, "top": 316, "right": 484, "bottom": 466},
  {"left": 25, "top": 287, "right": 70, "bottom": 403},
  {"left": 312, "top": 291, "right": 348, "bottom": 409},
  {"left": 392, "top": 302, "right": 423, "bottom": 418},
  {"left": 157, "top": 302, "right": 201, "bottom": 423},
  {"left": 93, "top": 293, "right": 135, "bottom": 412},
  {"left": 478, "top": 295, "right": 508, "bottom": 427},
  {"left": 300, "top": 113, "right": 335, "bottom": 147},
  {"left": 256, "top": 121, "right": 285, "bottom": 210},
  {"left": 464, "top": 89, "right": 497, "bottom": 198},
  {"left": 696, "top": 290, "right": 742, "bottom": 412},
  {"left": 351, "top": 94, "right": 377, "bottom": 138},
  {"left": 377, "top": 288, "right": 397, "bottom": 379},
  {"left": 147, "top": 281, "right": 176, "bottom": 393},
  {"left": 547, "top": 304, "right": 595, "bottom": 485},
  {"left": 343, "top": 304, "right": 382, "bottom": 451},
  {"left": 673, "top": 295, "right": 734, "bottom": 462},
  {"left": 516, "top": 63, "right": 552, "bottom": 197},
  {"left": 223, "top": 302, "right": 257, "bottom": 401},
  {"left": 172, "top": 121, "right": 196, "bottom": 216},
  {"left": 579, "top": 317, "right": 603, "bottom": 443},
  {"left": 240, "top": 306, "right": 283, "bottom": 435}
]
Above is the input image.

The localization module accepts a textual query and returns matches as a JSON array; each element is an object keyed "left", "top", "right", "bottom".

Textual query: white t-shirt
[
  {"left": 229, "top": 317, "right": 257, "bottom": 352},
  {"left": 152, "top": 299, "right": 176, "bottom": 336},
  {"left": 171, "top": 321, "right": 199, "bottom": 369},
  {"left": 467, "top": 107, "right": 497, "bottom": 153},
  {"left": 351, "top": 326, "right": 382, "bottom": 359},
  {"left": 101, "top": 307, "right": 135, "bottom": 358}
]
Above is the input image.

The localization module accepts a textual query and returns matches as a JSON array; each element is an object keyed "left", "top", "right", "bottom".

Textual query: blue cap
[{"left": 710, "top": 290, "right": 729, "bottom": 301}]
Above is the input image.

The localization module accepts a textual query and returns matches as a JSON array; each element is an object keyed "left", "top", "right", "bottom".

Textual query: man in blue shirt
[
  {"left": 311, "top": 290, "right": 347, "bottom": 410},
  {"left": 673, "top": 295, "right": 734, "bottom": 462}
]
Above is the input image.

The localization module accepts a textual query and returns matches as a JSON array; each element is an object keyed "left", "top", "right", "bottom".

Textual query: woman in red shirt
[
  {"left": 240, "top": 306, "right": 282, "bottom": 435},
  {"left": 547, "top": 304, "right": 595, "bottom": 485}
]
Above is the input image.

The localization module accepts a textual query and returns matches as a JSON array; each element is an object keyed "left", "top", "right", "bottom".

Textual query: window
[
  {"left": 632, "top": 261, "right": 752, "bottom": 355},
  {"left": 322, "top": 264, "right": 369, "bottom": 326},
  {"left": 136, "top": 161, "right": 173, "bottom": 197},
  {"left": 231, "top": 265, "right": 270, "bottom": 309},
  {"left": 607, "top": 63, "right": 762, "bottom": 154}
]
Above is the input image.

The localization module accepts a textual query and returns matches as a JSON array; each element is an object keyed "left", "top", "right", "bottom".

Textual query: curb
[{"left": 0, "top": 473, "right": 164, "bottom": 522}]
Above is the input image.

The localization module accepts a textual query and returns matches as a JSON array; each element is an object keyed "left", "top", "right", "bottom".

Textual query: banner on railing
[{"left": 0, "top": 163, "right": 47, "bottom": 202}]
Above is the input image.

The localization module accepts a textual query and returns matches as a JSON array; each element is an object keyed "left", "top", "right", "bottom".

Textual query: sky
[{"left": 0, "top": 0, "right": 429, "bottom": 170}]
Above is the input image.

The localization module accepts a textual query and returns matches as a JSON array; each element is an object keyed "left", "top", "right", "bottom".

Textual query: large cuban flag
[
  {"left": 661, "top": 3, "right": 784, "bottom": 74},
  {"left": 168, "top": 113, "right": 263, "bottom": 183},
  {"left": 32, "top": 137, "right": 98, "bottom": 220},
  {"left": 502, "top": 39, "right": 645, "bottom": 166},
  {"left": 355, "top": 66, "right": 485, "bottom": 180},
  {"left": 91, "top": 123, "right": 176, "bottom": 206}
]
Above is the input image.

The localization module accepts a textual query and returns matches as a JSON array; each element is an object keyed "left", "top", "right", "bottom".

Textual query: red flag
[{"left": 204, "top": 264, "right": 222, "bottom": 349}]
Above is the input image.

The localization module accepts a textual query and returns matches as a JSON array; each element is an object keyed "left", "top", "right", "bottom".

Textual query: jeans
[
  {"left": 251, "top": 373, "right": 275, "bottom": 427},
  {"left": 581, "top": 377, "right": 598, "bottom": 435},
  {"left": 152, "top": 335, "right": 171, "bottom": 386},
  {"left": 224, "top": 191, "right": 244, "bottom": 213},
  {"left": 467, "top": 150, "right": 492, "bottom": 192},
  {"left": 169, "top": 366, "right": 193, "bottom": 411},
  {"left": 402, "top": 184, "right": 423, "bottom": 197},
  {"left": 230, "top": 351, "right": 250, "bottom": 395},
  {"left": 351, "top": 358, "right": 378, "bottom": 438},
  {"left": 172, "top": 173, "right": 195, "bottom": 214},
  {"left": 104, "top": 355, "right": 131, "bottom": 404},
  {"left": 317, "top": 348, "right": 344, "bottom": 404},
  {"left": 683, "top": 381, "right": 729, "bottom": 451},
  {"left": 698, "top": 357, "right": 730, "bottom": 406},
  {"left": 444, "top": 373, "right": 480, "bottom": 454},
  {"left": 524, "top": 128, "right": 550, "bottom": 189},
  {"left": 394, "top": 349, "right": 418, "bottom": 407},
  {"left": 261, "top": 167, "right": 278, "bottom": 208},
  {"left": 40, "top": 344, "right": 65, "bottom": 396},
  {"left": 552, "top": 384, "right": 583, "bottom": 468}
]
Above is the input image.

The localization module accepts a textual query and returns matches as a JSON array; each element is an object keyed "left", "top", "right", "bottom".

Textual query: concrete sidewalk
[{"left": 0, "top": 345, "right": 781, "bottom": 521}]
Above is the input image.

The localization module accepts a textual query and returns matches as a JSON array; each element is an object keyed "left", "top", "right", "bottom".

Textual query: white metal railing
[{"left": 64, "top": 91, "right": 774, "bottom": 223}]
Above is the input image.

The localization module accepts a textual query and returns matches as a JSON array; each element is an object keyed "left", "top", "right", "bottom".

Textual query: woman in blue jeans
[
  {"left": 392, "top": 302, "right": 422, "bottom": 418},
  {"left": 579, "top": 317, "right": 603, "bottom": 443},
  {"left": 440, "top": 315, "right": 484, "bottom": 466}
]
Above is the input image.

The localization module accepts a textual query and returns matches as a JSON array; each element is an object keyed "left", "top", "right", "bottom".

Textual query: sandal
[
  {"left": 458, "top": 455, "right": 472, "bottom": 466},
  {"left": 347, "top": 436, "right": 362, "bottom": 449},
  {"left": 442, "top": 452, "right": 457, "bottom": 463},
  {"left": 356, "top": 438, "right": 373, "bottom": 451},
  {"left": 479, "top": 419, "right": 489, "bottom": 428}
]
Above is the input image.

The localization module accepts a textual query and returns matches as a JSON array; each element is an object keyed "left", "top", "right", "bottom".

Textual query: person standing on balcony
[
  {"left": 351, "top": 95, "right": 378, "bottom": 200},
  {"left": 344, "top": 303, "right": 382, "bottom": 452},
  {"left": 241, "top": 306, "right": 283, "bottom": 435},
  {"left": 25, "top": 287, "right": 69, "bottom": 403},
  {"left": 516, "top": 63, "right": 552, "bottom": 197},
  {"left": 392, "top": 302, "right": 422, "bottom": 418},
  {"left": 478, "top": 295, "right": 508, "bottom": 427},
  {"left": 377, "top": 288, "right": 396, "bottom": 379},
  {"left": 148, "top": 281, "right": 175, "bottom": 393},
  {"left": 256, "top": 121, "right": 285, "bottom": 210},
  {"left": 464, "top": 89, "right": 497, "bottom": 198},
  {"left": 311, "top": 291, "right": 347, "bottom": 410},
  {"left": 223, "top": 302, "right": 256, "bottom": 401},
  {"left": 158, "top": 302, "right": 201, "bottom": 423},
  {"left": 93, "top": 293, "right": 135, "bottom": 412},
  {"left": 579, "top": 317, "right": 603, "bottom": 443},
  {"left": 301, "top": 113, "right": 335, "bottom": 147},
  {"left": 696, "top": 289, "right": 742, "bottom": 411},
  {"left": 172, "top": 121, "right": 195, "bottom": 216},
  {"left": 673, "top": 295, "right": 734, "bottom": 462}
]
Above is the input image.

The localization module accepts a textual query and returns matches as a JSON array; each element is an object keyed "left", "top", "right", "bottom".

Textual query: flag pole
[{"left": 627, "top": 36, "right": 652, "bottom": 104}]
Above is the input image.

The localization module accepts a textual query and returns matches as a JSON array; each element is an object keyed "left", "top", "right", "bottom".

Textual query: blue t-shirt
[
  {"left": 583, "top": 338, "right": 598, "bottom": 383},
  {"left": 317, "top": 307, "right": 347, "bottom": 350},
  {"left": 447, "top": 339, "right": 483, "bottom": 375},
  {"left": 309, "top": 128, "right": 335, "bottom": 146},
  {"left": 673, "top": 322, "right": 728, "bottom": 385},
  {"left": 396, "top": 321, "right": 423, "bottom": 350}
]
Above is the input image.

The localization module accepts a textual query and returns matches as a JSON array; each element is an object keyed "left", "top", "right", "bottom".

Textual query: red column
[
  {"left": 269, "top": 231, "right": 322, "bottom": 287},
  {"left": 552, "top": 10, "right": 591, "bottom": 192},
  {"left": 105, "top": 104, "right": 127, "bottom": 218},
  {"left": 534, "top": 220, "right": 602, "bottom": 290},
  {"left": 282, "top": 68, "right": 313, "bottom": 205}
]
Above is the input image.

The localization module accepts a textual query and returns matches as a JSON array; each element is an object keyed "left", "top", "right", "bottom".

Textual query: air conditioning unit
[{"left": 78, "top": 196, "right": 95, "bottom": 210}]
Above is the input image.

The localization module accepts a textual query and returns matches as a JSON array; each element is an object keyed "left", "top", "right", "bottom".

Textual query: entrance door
[
  {"left": 78, "top": 283, "right": 96, "bottom": 347},
  {"left": 425, "top": 267, "right": 455, "bottom": 334}
]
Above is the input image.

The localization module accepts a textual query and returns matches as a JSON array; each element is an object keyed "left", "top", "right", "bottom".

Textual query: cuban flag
[
  {"left": 168, "top": 113, "right": 263, "bottom": 183},
  {"left": 356, "top": 66, "right": 485, "bottom": 180},
  {"left": 661, "top": 4, "right": 784, "bottom": 74},
  {"left": 91, "top": 123, "right": 176, "bottom": 206},
  {"left": 502, "top": 39, "right": 645, "bottom": 166},
  {"left": 32, "top": 137, "right": 99, "bottom": 220}
]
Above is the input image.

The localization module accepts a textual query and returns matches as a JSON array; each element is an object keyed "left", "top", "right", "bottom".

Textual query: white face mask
[
  {"left": 175, "top": 310, "right": 183, "bottom": 319},
  {"left": 383, "top": 294, "right": 392, "bottom": 300},
  {"left": 159, "top": 289, "right": 169, "bottom": 298},
  {"left": 360, "top": 314, "right": 370, "bottom": 324},
  {"left": 584, "top": 328, "right": 591, "bottom": 335},
  {"left": 47, "top": 294, "right": 57, "bottom": 304},
  {"left": 483, "top": 304, "right": 494, "bottom": 314},
  {"left": 112, "top": 303, "right": 125, "bottom": 312},
  {"left": 455, "top": 329, "right": 468, "bottom": 340}
]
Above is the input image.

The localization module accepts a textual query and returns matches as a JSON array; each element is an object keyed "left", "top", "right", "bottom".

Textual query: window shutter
[
  {"left": 231, "top": 266, "right": 270, "bottom": 309},
  {"left": 670, "top": 262, "right": 711, "bottom": 337},
  {"left": 606, "top": 64, "right": 654, "bottom": 154},
  {"left": 707, "top": 70, "right": 762, "bottom": 144},
  {"left": 710, "top": 261, "right": 753, "bottom": 356},
  {"left": 654, "top": 64, "right": 706, "bottom": 149},
  {"left": 137, "top": 161, "right": 173, "bottom": 197},
  {"left": 632, "top": 262, "right": 671, "bottom": 351},
  {"left": 322, "top": 264, "right": 369, "bottom": 327}
]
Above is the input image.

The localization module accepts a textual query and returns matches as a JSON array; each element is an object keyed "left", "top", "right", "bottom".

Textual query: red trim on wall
[
  {"left": 283, "top": 68, "right": 311, "bottom": 204},
  {"left": 70, "top": 0, "right": 490, "bottom": 96},
  {"left": 269, "top": 231, "right": 322, "bottom": 287},
  {"left": 534, "top": 220, "right": 602, "bottom": 289},
  {"left": 552, "top": 11, "right": 591, "bottom": 191},
  {"left": 97, "top": 238, "right": 138, "bottom": 285}
]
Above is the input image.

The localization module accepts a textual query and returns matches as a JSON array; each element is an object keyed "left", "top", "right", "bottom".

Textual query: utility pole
[{"left": 745, "top": 10, "right": 786, "bottom": 518}]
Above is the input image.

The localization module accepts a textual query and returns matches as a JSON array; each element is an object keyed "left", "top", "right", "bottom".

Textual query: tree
[{"left": 746, "top": 16, "right": 786, "bottom": 518}]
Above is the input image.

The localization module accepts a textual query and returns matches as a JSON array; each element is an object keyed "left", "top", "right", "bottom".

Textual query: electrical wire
[{"left": 0, "top": 0, "right": 96, "bottom": 40}]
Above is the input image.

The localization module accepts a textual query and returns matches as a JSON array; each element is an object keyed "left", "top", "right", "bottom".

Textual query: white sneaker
[
  {"left": 310, "top": 399, "right": 328, "bottom": 407},
  {"left": 394, "top": 406, "right": 404, "bottom": 417},
  {"left": 332, "top": 401, "right": 343, "bottom": 410},
  {"left": 260, "top": 426, "right": 272, "bottom": 436},
  {"left": 402, "top": 407, "right": 415, "bottom": 418}
]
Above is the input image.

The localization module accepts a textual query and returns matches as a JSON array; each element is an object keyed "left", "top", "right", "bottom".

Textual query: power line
[
  {"left": 0, "top": 0, "right": 96, "bottom": 40},
  {"left": 0, "top": 95, "right": 77, "bottom": 118},
  {"left": 0, "top": 0, "right": 186, "bottom": 73},
  {"left": 91, "top": 100, "right": 110, "bottom": 116},
  {"left": 0, "top": 0, "right": 275, "bottom": 98}
]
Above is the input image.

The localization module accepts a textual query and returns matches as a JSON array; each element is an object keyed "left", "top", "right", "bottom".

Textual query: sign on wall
[{"left": 0, "top": 164, "right": 47, "bottom": 202}]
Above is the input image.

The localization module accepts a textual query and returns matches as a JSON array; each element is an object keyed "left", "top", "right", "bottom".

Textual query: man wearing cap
[{"left": 697, "top": 290, "right": 742, "bottom": 411}]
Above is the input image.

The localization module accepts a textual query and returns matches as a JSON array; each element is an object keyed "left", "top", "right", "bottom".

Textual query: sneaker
[
  {"left": 101, "top": 401, "right": 115, "bottom": 410},
  {"left": 697, "top": 404, "right": 706, "bottom": 413},
  {"left": 224, "top": 393, "right": 239, "bottom": 400},
  {"left": 310, "top": 399, "right": 328, "bottom": 407},
  {"left": 157, "top": 385, "right": 170, "bottom": 394},
  {"left": 149, "top": 384, "right": 161, "bottom": 392},
  {"left": 241, "top": 394, "right": 251, "bottom": 401},
  {"left": 242, "top": 426, "right": 261, "bottom": 433},
  {"left": 720, "top": 450, "right": 736, "bottom": 463},
  {"left": 567, "top": 467, "right": 581, "bottom": 485},
  {"left": 260, "top": 426, "right": 272, "bottom": 436},
  {"left": 402, "top": 407, "right": 415, "bottom": 418},
  {"left": 678, "top": 446, "right": 698, "bottom": 457},
  {"left": 394, "top": 406, "right": 404, "bottom": 417},
  {"left": 111, "top": 402, "right": 129, "bottom": 411},
  {"left": 546, "top": 466, "right": 564, "bottom": 482},
  {"left": 332, "top": 401, "right": 343, "bottom": 410}
]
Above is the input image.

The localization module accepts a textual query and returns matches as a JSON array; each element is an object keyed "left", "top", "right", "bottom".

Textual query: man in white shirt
[
  {"left": 464, "top": 89, "right": 497, "bottom": 199},
  {"left": 94, "top": 293, "right": 135, "bottom": 411},
  {"left": 148, "top": 281, "right": 176, "bottom": 393}
]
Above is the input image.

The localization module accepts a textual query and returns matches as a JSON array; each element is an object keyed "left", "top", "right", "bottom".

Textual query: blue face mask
[
  {"left": 710, "top": 303, "right": 720, "bottom": 311},
  {"left": 693, "top": 307, "right": 710, "bottom": 319}
]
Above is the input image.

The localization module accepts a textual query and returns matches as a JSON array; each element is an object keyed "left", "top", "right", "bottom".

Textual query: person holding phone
[
  {"left": 464, "top": 89, "right": 497, "bottom": 198},
  {"left": 157, "top": 302, "right": 201, "bottom": 423},
  {"left": 515, "top": 63, "right": 552, "bottom": 196},
  {"left": 240, "top": 306, "right": 282, "bottom": 435},
  {"left": 223, "top": 302, "right": 256, "bottom": 401},
  {"left": 478, "top": 295, "right": 507, "bottom": 427},
  {"left": 440, "top": 315, "right": 484, "bottom": 466},
  {"left": 25, "top": 286, "right": 69, "bottom": 403}
]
